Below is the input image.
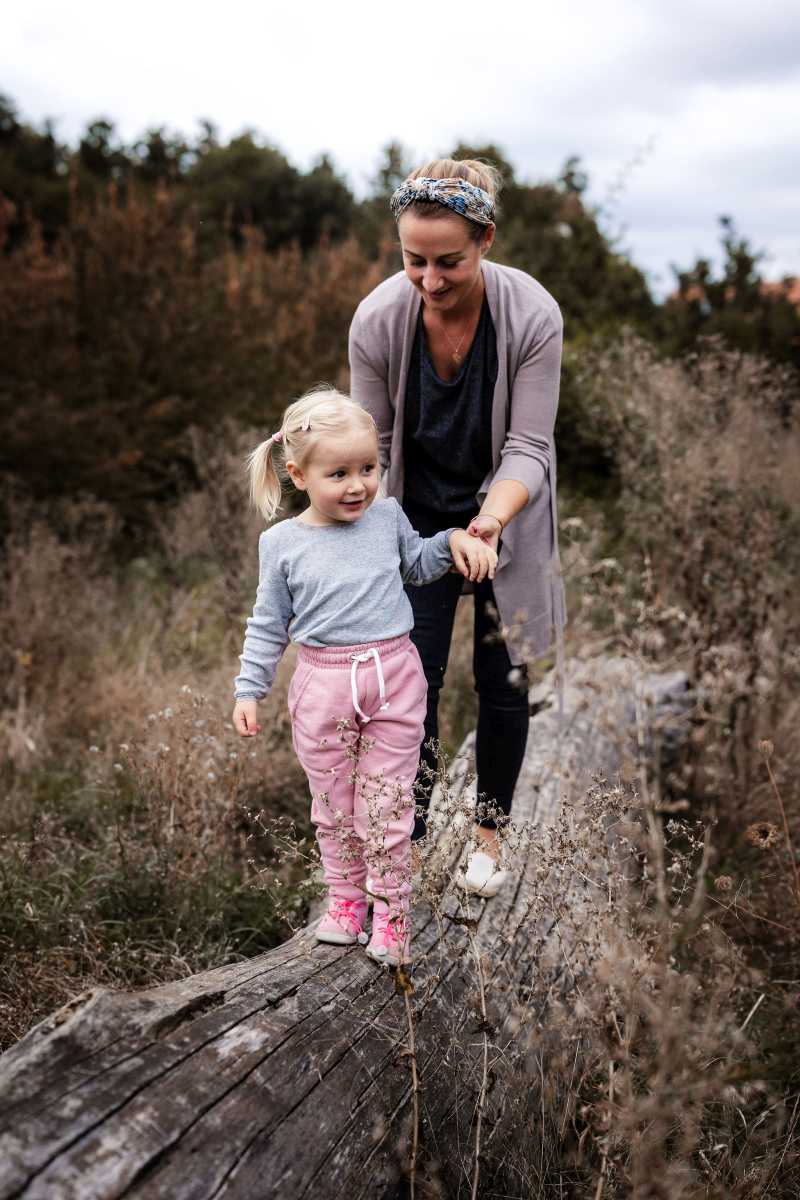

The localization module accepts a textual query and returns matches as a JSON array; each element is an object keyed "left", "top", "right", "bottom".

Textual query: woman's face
[{"left": 398, "top": 212, "right": 494, "bottom": 314}]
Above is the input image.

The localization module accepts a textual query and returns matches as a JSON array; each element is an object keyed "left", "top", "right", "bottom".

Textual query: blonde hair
[
  {"left": 405, "top": 158, "right": 502, "bottom": 239},
  {"left": 247, "top": 386, "right": 378, "bottom": 521}
]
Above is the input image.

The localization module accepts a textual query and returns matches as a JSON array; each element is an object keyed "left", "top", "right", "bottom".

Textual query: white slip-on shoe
[{"left": 457, "top": 850, "right": 509, "bottom": 898}]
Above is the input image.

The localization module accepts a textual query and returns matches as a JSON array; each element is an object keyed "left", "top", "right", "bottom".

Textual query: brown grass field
[{"left": 1, "top": 200, "right": 799, "bottom": 1194}]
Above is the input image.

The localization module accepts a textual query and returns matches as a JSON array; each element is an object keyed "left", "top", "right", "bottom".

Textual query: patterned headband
[{"left": 389, "top": 177, "right": 495, "bottom": 226}]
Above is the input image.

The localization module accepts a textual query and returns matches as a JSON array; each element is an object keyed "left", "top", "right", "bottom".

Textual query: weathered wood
[{"left": 0, "top": 657, "right": 690, "bottom": 1199}]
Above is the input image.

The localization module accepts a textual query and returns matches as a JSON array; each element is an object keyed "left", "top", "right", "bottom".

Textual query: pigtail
[
  {"left": 245, "top": 387, "right": 377, "bottom": 524},
  {"left": 247, "top": 432, "right": 284, "bottom": 522}
]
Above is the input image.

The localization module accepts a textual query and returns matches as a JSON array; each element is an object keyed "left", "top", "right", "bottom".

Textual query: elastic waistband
[{"left": 298, "top": 633, "right": 411, "bottom": 668}]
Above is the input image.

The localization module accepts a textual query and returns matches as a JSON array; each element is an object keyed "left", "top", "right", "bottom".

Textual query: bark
[{"left": 0, "top": 657, "right": 690, "bottom": 1200}]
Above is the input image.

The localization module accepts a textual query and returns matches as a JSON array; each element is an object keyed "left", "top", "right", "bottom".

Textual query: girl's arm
[
  {"left": 233, "top": 530, "right": 292, "bottom": 714},
  {"left": 394, "top": 502, "right": 496, "bottom": 585}
]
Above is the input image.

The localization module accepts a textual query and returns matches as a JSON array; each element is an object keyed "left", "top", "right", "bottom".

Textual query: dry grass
[
  {"left": 526, "top": 335, "right": 800, "bottom": 1196},
  {"left": 0, "top": 429, "right": 312, "bottom": 1047},
  {"left": 1, "top": 332, "right": 799, "bottom": 1195}
]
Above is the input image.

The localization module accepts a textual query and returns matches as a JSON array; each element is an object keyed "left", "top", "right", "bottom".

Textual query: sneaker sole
[
  {"left": 365, "top": 945, "right": 408, "bottom": 968},
  {"left": 316, "top": 930, "right": 361, "bottom": 946}
]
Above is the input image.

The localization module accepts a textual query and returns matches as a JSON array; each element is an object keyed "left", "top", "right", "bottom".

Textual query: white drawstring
[{"left": 349, "top": 648, "right": 391, "bottom": 724}]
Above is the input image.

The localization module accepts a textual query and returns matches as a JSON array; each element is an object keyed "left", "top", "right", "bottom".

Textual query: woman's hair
[
  {"left": 247, "top": 386, "right": 378, "bottom": 521},
  {"left": 403, "top": 158, "right": 503, "bottom": 241}
]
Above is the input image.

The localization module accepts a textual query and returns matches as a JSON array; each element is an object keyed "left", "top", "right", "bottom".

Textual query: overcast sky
[{"left": 4, "top": 0, "right": 799, "bottom": 297}]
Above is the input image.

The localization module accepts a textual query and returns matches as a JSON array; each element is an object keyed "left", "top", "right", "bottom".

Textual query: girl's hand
[
  {"left": 449, "top": 530, "right": 498, "bottom": 582},
  {"left": 232, "top": 699, "right": 261, "bottom": 737},
  {"left": 466, "top": 513, "right": 502, "bottom": 554}
]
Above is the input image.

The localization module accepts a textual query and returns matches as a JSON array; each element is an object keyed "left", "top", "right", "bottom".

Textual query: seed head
[{"left": 744, "top": 821, "right": 781, "bottom": 850}]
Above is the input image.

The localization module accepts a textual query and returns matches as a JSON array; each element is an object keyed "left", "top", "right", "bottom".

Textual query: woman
[{"left": 349, "top": 159, "right": 565, "bottom": 897}]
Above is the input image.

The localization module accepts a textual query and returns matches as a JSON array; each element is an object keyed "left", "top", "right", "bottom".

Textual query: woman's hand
[
  {"left": 449, "top": 530, "right": 498, "bottom": 582},
  {"left": 232, "top": 699, "right": 261, "bottom": 737},
  {"left": 467, "top": 513, "right": 502, "bottom": 554}
]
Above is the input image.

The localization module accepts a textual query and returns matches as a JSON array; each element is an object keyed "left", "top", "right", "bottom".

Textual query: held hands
[
  {"left": 466, "top": 513, "right": 502, "bottom": 554},
  {"left": 232, "top": 699, "right": 261, "bottom": 737},
  {"left": 449, "top": 529, "right": 498, "bottom": 582}
]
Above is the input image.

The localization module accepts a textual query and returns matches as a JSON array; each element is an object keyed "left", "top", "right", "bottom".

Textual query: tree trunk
[{"left": 0, "top": 657, "right": 690, "bottom": 1200}]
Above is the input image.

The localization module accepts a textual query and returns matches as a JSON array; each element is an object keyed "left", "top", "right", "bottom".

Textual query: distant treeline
[
  {"left": 1, "top": 92, "right": 798, "bottom": 532},
  {"left": 1, "top": 94, "right": 660, "bottom": 337}
]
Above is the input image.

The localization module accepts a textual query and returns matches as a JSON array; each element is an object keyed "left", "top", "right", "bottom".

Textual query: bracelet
[{"left": 472, "top": 512, "right": 504, "bottom": 532}]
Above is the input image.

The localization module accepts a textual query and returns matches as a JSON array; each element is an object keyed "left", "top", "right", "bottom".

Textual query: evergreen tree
[
  {"left": 449, "top": 143, "right": 655, "bottom": 337},
  {"left": 662, "top": 217, "right": 800, "bottom": 368},
  {"left": 184, "top": 132, "right": 354, "bottom": 250},
  {"left": 0, "top": 94, "right": 70, "bottom": 246}
]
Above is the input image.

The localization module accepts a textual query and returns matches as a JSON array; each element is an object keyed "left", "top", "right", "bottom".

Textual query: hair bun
[{"left": 406, "top": 158, "right": 502, "bottom": 204}]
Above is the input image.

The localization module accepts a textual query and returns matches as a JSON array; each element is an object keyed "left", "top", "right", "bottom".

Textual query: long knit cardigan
[{"left": 348, "top": 259, "right": 566, "bottom": 664}]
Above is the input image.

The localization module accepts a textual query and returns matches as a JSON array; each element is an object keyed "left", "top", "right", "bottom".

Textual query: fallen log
[{"left": 0, "top": 657, "right": 690, "bottom": 1199}]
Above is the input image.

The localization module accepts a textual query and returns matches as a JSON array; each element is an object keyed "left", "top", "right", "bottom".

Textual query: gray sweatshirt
[{"left": 234, "top": 498, "right": 455, "bottom": 700}]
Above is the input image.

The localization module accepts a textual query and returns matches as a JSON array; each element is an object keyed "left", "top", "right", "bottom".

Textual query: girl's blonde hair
[{"left": 247, "top": 386, "right": 378, "bottom": 521}]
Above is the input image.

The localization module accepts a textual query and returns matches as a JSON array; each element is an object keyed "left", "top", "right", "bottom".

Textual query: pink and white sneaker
[
  {"left": 365, "top": 906, "right": 411, "bottom": 967},
  {"left": 315, "top": 897, "right": 369, "bottom": 946}
]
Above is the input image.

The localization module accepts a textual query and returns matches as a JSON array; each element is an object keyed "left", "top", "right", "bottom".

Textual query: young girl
[{"left": 233, "top": 387, "right": 496, "bottom": 967}]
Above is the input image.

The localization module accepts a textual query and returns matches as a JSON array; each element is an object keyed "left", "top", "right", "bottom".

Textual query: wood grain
[{"left": 0, "top": 657, "right": 690, "bottom": 1199}]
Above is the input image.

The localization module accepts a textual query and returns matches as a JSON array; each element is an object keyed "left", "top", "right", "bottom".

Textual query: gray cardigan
[{"left": 348, "top": 259, "right": 566, "bottom": 664}]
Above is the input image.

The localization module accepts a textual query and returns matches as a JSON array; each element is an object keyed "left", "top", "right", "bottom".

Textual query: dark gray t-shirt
[{"left": 403, "top": 296, "right": 498, "bottom": 511}]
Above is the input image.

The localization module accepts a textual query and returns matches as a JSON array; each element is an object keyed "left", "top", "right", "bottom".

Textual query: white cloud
[{"left": 3, "top": 0, "right": 799, "bottom": 293}]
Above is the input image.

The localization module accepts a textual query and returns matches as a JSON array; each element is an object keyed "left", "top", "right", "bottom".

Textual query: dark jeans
[{"left": 404, "top": 501, "right": 530, "bottom": 841}]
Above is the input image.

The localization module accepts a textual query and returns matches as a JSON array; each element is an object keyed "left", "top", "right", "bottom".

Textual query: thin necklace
[
  {"left": 431, "top": 274, "right": 482, "bottom": 366},
  {"left": 440, "top": 322, "right": 470, "bottom": 367}
]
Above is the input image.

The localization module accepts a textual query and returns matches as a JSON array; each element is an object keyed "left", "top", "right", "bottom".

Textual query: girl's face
[
  {"left": 287, "top": 428, "right": 380, "bottom": 526},
  {"left": 398, "top": 211, "right": 494, "bottom": 314}
]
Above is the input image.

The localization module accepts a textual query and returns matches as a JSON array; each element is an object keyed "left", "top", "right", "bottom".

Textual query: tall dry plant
[
  {"left": 0, "top": 431, "right": 310, "bottom": 1048},
  {"left": 545, "top": 336, "right": 800, "bottom": 1194},
  {"left": 574, "top": 333, "right": 800, "bottom": 823}
]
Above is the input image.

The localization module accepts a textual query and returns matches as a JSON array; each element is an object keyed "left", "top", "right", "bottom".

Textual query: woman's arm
[
  {"left": 472, "top": 307, "right": 564, "bottom": 548},
  {"left": 468, "top": 481, "right": 529, "bottom": 551},
  {"left": 348, "top": 311, "right": 393, "bottom": 474},
  {"left": 394, "top": 502, "right": 495, "bottom": 584}
]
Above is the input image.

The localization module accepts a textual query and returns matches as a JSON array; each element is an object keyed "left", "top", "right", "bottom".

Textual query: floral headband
[{"left": 389, "top": 176, "right": 495, "bottom": 226}]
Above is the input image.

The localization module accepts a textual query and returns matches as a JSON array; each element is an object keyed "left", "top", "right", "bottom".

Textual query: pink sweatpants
[{"left": 288, "top": 634, "right": 427, "bottom": 917}]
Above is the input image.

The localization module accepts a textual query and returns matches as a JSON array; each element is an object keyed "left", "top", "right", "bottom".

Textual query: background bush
[{"left": 1, "top": 92, "right": 800, "bottom": 1193}]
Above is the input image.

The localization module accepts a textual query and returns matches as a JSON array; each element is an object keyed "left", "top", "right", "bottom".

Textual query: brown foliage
[{"left": 0, "top": 186, "right": 389, "bottom": 528}]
